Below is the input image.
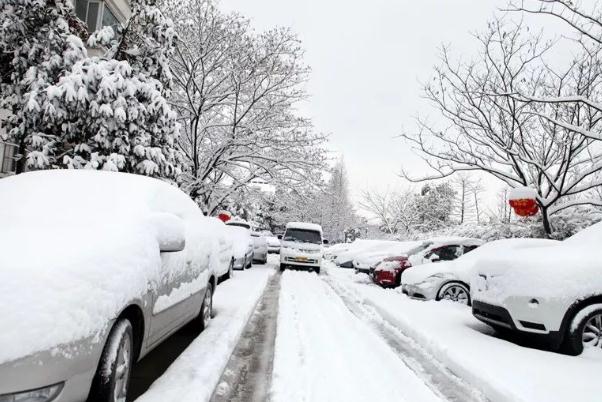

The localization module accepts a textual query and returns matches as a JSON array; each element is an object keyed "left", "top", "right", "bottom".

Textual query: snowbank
[{"left": 136, "top": 265, "right": 274, "bottom": 402}]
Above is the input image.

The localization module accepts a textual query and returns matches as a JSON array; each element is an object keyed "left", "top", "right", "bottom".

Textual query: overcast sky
[{"left": 218, "top": 0, "right": 551, "bottom": 215}]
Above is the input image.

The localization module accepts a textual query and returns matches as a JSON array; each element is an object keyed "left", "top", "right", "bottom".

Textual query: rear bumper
[
  {"left": 472, "top": 300, "right": 564, "bottom": 349},
  {"left": 373, "top": 270, "right": 399, "bottom": 287}
]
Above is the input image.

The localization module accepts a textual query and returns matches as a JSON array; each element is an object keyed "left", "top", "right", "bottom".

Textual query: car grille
[{"left": 285, "top": 257, "right": 318, "bottom": 264}]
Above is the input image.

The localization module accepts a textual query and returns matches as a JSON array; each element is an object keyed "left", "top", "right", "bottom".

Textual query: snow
[
  {"left": 509, "top": 186, "right": 538, "bottom": 200},
  {"left": 135, "top": 264, "right": 274, "bottom": 402},
  {"left": 473, "top": 222, "right": 602, "bottom": 301},
  {"left": 0, "top": 170, "right": 215, "bottom": 364},
  {"left": 285, "top": 221, "right": 323, "bottom": 233},
  {"left": 352, "top": 241, "right": 422, "bottom": 268},
  {"left": 402, "top": 238, "right": 558, "bottom": 286},
  {"left": 570, "top": 303, "right": 602, "bottom": 331},
  {"left": 153, "top": 276, "right": 206, "bottom": 315},
  {"left": 270, "top": 270, "right": 443, "bottom": 402},
  {"left": 328, "top": 265, "right": 602, "bottom": 402},
  {"left": 333, "top": 239, "right": 416, "bottom": 265}
]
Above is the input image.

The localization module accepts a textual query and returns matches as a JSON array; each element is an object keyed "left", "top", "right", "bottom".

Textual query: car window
[
  {"left": 283, "top": 229, "right": 321, "bottom": 244},
  {"left": 428, "top": 245, "right": 463, "bottom": 261},
  {"left": 463, "top": 244, "right": 479, "bottom": 254}
]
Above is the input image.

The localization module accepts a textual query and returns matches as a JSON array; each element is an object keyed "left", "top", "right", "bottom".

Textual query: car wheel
[
  {"left": 88, "top": 319, "right": 134, "bottom": 402},
  {"left": 438, "top": 282, "right": 471, "bottom": 305},
  {"left": 246, "top": 257, "right": 252, "bottom": 268},
  {"left": 197, "top": 283, "right": 213, "bottom": 332},
  {"left": 565, "top": 306, "right": 602, "bottom": 355},
  {"left": 280, "top": 263, "right": 286, "bottom": 272},
  {"left": 315, "top": 267, "right": 321, "bottom": 275}
]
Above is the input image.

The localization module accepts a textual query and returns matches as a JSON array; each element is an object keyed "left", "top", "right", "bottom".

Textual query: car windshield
[{"left": 283, "top": 229, "right": 321, "bottom": 244}]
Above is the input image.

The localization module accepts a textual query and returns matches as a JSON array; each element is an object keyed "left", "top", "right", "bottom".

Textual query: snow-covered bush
[{"left": 0, "top": 0, "right": 87, "bottom": 172}]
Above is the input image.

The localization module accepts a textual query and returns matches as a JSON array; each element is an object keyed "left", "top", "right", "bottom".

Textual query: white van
[{"left": 279, "top": 222, "right": 325, "bottom": 274}]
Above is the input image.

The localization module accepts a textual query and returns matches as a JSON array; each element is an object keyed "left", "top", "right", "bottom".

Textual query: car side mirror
[
  {"left": 277, "top": 234, "right": 282, "bottom": 240},
  {"left": 323, "top": 239, "right": 329, "bottom": 245},
  {"left": 150, "top": 212, "right": 186, "bottom": 252}
]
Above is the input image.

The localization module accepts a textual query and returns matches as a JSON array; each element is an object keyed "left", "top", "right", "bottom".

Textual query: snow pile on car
[
  {"left": 474, "top": 222, "right": 602, "bottom": 302},
  {"left": 0, "top": 170, "right": 213, "bottom": 364},
  {"left": 334, "top": 239, "right": 418, "bottom": 266}
]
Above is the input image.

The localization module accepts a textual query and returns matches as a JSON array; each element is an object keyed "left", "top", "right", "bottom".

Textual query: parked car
[
  {"left": 352, "top": 241, "right": 422, "bottom": 274},
  {"left": 226, "top": 225, "right": 254, "bottom": 269},
  {"left": 266, "top": 235, "right": 282, "bottom": 253},
  {"left": 280, "top": 222, "right": 325, "bottom": 274},
  {"left": 402, "top": 239, "right": 556, "bottom": 304},
  {"left": 472, "top": 223, "right": 602, "bottom": 355},
  {"left": 251, "top": 232, "right": 268, "bottom": 264},
  {"left": 206, "top": 217, "right": 235, "bottom": 281},
  {"left": 335, "top": 239, "right": 408, "bottom": 268},
  {"left": 323, "top": 242, "right": 352, "bottom": 261},
  {"left": 0, "top": 170, "right": 218, "bottom": 402},
  {"left": 373, "top": 238, "right": 483, "bottom": 288},
  {"left": 226, "top": 219, "right": 252, "bottom": 230}
]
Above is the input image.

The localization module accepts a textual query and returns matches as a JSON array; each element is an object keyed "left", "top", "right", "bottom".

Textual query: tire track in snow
[
  {"left": 323, "top": 275, "right": 489, "bottom": 402},
  {"left": 210, "top": 272, "right": 281, "bottom": 402}
]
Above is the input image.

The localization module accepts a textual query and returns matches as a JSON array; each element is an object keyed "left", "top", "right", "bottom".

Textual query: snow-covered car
[
  {"left": 372, "top": 238, "right": 483, "bottom": 288},
  {"left": 226, "top": 225, "right": 254, "bottom": 269},
  {"left": 335, "top": 239, "right": 409, "bottom": 268},
  {"left": 280, "top": 222, "right": 324, "bottom": 273},
  {"left": 206, "top": 217, "right": 235, "bottom": 281},
  {"left": 226, "top": 219, "right": 252, "bottom": 230},
  {"left": 472, "top": 222, "right": 602, "bottom": 355},
  {"left": 402, "top": 239, "right": 557, "bottom": 304},
  {"left": 266, "top": 235, "right": 282, "bottom": 253},
  {"left": 323, "top": 242, "right": 352, "bottom": 261},
  {"left": 251, "top": 232, "right": 268, "bottom": 264},
  {"left": 352, "top": 241, "right": 422, "bottom": 274},
  {"left": 0, "top": 170, "right": 219, "bottom": 402}
]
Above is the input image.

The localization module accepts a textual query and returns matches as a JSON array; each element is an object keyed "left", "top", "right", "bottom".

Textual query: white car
[
  {"left": 0, "top": 170, "right": 218, "bottom": 402},
  {"left": 402, "top": 239, "right": 557, "bottom": 305},
  {"left": 226, "top": 225, "right": 254, "bottom": 270},
  {"left": 266, "top": 236, "right": 281, "bottom": 253},
  {"left": 206, "top": 217, "right": 235, "bottom": 281},
  {"left": 334, "top": 239, "right": 408, "bottom": 268},
  {"left": 251, "top": 232, "right": 268, "bottom": 264},
  {"left": 472, "top": 222, "right": 602, "bottom": 355},
  {"left": 280, "top": 222, "right": 324, "bottom": 274}
]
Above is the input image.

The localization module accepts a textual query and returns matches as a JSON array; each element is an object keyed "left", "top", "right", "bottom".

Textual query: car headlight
[{"left": 0, "top": 383, "right": 64, "bottom": 402}]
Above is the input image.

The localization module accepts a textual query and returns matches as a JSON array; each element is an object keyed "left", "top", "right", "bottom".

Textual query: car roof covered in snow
[
  {"left": 422, "top": 237, "right": 484, "bottom": 248},
  {"left": 286, "top": 221, "right": 323, "bottom": 233}
]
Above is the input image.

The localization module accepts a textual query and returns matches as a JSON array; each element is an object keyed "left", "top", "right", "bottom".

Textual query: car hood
[
  {"left": 281, "top": 241, "right": 322, "bottom": 251},
  {"left": 402, "top": 261, "right": 456, "bottom": 285},
  {"left": 476, "top": 242, "right": 602, "bottom": 300},
  {"left": 0, "top": 216, "right": 161, "bottom": 364}
]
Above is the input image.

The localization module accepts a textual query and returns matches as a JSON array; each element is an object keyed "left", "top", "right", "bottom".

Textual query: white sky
[{"left": 218, "top": 0, "right": 563, "bottom": 217}]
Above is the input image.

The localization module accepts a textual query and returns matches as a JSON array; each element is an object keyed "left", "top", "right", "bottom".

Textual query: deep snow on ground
[
  {"left": 327, "top": 264, "right": 602, "bottom": 402},
  {"left": 135, "top": 262, "right": 275, "bottom": 402},
  {"left": 270, "top": 270, "right": 444, "bottom": 402}
]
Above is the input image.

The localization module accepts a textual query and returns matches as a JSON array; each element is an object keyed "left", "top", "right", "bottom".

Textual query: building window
[
  {"left": 75, "top": 0, "right": 121, "bottom": 33},
  {"left": 0, "top": 141, "right": 17, "bottom": 176}
]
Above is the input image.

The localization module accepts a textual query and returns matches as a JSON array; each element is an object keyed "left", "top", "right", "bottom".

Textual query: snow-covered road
[{"left": 270, "top": 270, "right": 446, "bottom": 402}]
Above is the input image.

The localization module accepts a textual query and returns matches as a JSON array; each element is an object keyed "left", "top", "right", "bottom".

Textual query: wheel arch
[
  {"left": 559, "top": 294, "right": 602, "bottom": 338},
  {"left": 117, "top": 304, "right": 145, "bottom": 362}
]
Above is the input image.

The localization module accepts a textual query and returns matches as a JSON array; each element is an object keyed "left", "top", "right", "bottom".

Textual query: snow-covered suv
[
  {"left": 472, "top": 222, "right": 602, "bottom": 355},
  {"left": 280, "top": 222, "right": 324, "bottom": 274}
]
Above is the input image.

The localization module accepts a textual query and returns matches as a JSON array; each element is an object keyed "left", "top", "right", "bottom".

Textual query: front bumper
[
  {"left": 0, "top": 331, "right": 109, "bottom": 402},
  {"left": 402, "top": 282, "right": 438, "bottom": 301},
  {"left": 373, "top": 270, "right": 399, "bottom": 287},
  {"left": 472, "top": 300, "right": 564, "bottom": 349}
]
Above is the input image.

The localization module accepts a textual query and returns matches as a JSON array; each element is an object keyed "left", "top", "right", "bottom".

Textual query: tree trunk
[
  {"left": 15, "top": 140, "right": 27, "bottom": 174},
  {"left": 541, "top": 207, "right": 553, "bottom": 236}
]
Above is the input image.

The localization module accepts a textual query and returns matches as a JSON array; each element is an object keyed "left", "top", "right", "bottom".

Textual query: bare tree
[
  {"left": 164, "top": 0, "right": 327, "bottom": 214},
  {"left": 359, "top": 189, "right": 399, "bottom": 234},
  {"left": 401, "top": 17, "right": 602, "bottom": 234}
]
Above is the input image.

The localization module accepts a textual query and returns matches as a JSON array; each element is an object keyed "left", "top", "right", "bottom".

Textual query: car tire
[
  {"left": 315, "top": 267, "right": 321, "bottom": 275},
  {"left": 564, "top": 305, "right": 602, "bottom": 355},
  {"left": 196, "top": 282, "right": 213, "bottom": 332},
  {"left": 437, "top": 282, "right": 471, "bottom": 305},
  {"left": 280, "top": 263, "right": 286, "bottom": 272},
  {"left": 246, "top": 257, "right": 252, "bottom": 269},
  {"left": 88, "top": 319, "right": 134, "bottom": 402}
]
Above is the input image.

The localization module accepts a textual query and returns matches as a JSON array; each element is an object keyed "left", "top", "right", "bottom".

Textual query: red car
[
  {"left": 372, "top": 239, "right": 483, "bottom": 288},
  {"left": 371, "top": 256, "right": 413, "bottom": 288}
]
